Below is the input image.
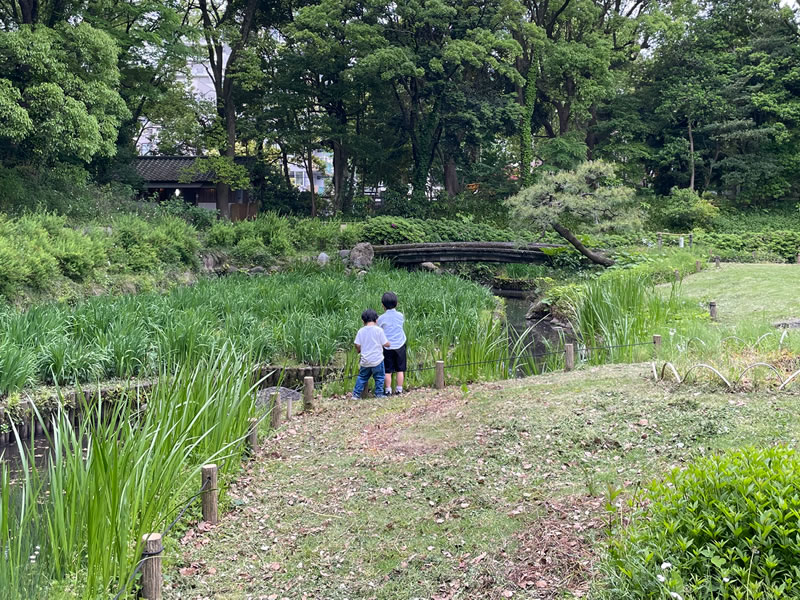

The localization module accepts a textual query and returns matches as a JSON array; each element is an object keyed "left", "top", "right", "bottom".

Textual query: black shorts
[{"left": 383, "top": 344, "right": 407, "bottom": 374}]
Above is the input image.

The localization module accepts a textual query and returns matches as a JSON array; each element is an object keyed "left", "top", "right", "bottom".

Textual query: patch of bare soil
[
  {"left": 507, "top": 496, "right": 605, "bottom": 599},
  {"left": 358, "top": 389, "right": 466, "bottom": 457}
]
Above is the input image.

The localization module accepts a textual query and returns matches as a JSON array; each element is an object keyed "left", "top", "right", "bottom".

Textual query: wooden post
[
  {"left": 695, "top": 260, "right": 701, "bottom": 273},
  {"left": 689, "top": 233, "right": 693, "bottom": 248},
  {"left": 674, "top": 269, "right": 681, "bottom": 282},
  {"left": 201, "top": 464, "right": 218, "bottom": 525},
  {"left": 715, "top": 256, "right": 721, "bottom": 269},
  {"left": 709, "top": 301, "right": 718, "bottom": 321},
  {"left": 434, "top": 360, "right": 445, "bottom": 390},
  {"left": 796, "top": 252, "right": 800, "bottom": 265},
  {"left": 303, "top": 376, "right": 314, "bottom": 412},
  {"left": 270, "top": 391, "right": 282, "bottom": 429},
  {"left": 140, "top": 533, "right": 163, "bottom": 600},
  {"left": 678, "top": 236, "right": 684, "bottom": 248},
  {"left": 564, "top": 343, "right": 575, "bottom": 372},
  {"left": 653, "top": 334, "right": 662, "bottom": 353},
  {"left": 657, "top": 232, "right": 662, "bottom": 250},
  {"left": 247, "top": 418, "right": 259, "bottom": 454}
]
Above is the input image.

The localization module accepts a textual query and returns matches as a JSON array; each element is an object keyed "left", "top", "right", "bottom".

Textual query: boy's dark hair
[
  {"left": 361, "top": 308, "right": 379, "bottom": 324},
  {"left": 381, "top": 291, "right": 398, "bottom": 309}
]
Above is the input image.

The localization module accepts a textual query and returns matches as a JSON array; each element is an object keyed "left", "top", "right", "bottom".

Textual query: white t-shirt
[
  {"left": 378, "top": 309, "right": 406, "bottom": 349},
  {"left": 354, "top": 324, "right": 389, "bottom": 367}
]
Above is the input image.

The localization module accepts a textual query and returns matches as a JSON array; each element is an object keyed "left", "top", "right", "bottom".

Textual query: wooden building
[{"left": 134, "top": 156, "right": 258, "bottom": 221}]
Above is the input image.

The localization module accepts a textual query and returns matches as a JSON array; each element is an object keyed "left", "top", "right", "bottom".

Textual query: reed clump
[{"left": 0, "top": 349, "right": 260, "bottom": 599}]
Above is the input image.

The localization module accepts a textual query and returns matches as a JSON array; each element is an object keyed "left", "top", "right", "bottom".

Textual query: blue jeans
[{"left": 353, "top": 363, "right": 385, "bottom": 398}]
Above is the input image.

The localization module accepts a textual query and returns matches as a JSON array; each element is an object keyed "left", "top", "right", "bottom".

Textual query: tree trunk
[
  {"left": 306, "top": 147, "right": 317, "bottom": 217},
  {"left": 688, "top": 121, "right": 695, "bottom": 192},
  {"left": 216, "top": 109, "right": 236, "bottom": 219},
  {"left": 552, "top": 222, "right": 614, "bottom": 267},
  {"left": 280, "top": 145, "right": 291, "bottom": 188},
  {"left": 443, "top": 156, "right": 460, "bottom": 196},
  {"left": 519, "top": 65, "right": 537, "bottom": 187},
  {"left": 332, "top": 139, "right": 348, "bottom": 214}
]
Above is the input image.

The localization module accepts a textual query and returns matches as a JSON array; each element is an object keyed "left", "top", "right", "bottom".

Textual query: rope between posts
[
  {"left": 583, "top": 341, "right": 655, "bottom": 351},
  {"left": 444, "top": 350, "right": 565, "bottom": 370},
  {"left": 111, "top": 404, "right": 276, "bottom": 599},
  {"left": 112, "top": 477, "right": 213, "bottom": 600},
  {"left": 309, "top": 340, "right": 656, "bottom": 386}
]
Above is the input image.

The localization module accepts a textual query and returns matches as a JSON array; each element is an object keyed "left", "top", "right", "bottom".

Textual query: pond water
[{"left": 504, "top": 295, "right": 574, "bottom": 361}]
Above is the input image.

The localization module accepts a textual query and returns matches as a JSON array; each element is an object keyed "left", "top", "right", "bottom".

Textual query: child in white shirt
[
  {"left": 352, "top": 308, "right": 390, "bottom": 399},
  {"left": 378, "top": 291, "right": 407, "bottom": 395}
]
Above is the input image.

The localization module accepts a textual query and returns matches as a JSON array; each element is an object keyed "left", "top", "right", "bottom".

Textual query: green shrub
[
  {"left": 289, "top": 218, "right": 341, "bottom": 251},
  {"left": 51, "top": 228, "right": 106, "bottom": 280},
  {"left": 151, "top": 216, "right": 200, "bottom": 267},
  {"left": 157, "top": 196, "right": 217, "bottom": 230},
  {"left": 232, "top": 236, "right": 272, "bottom": 266},
  {"left": 338, "top": 222, "right": 363, "bottom": 249},
  {"left": 654, "top": 187, "right": 719, "bottom": 230},
  {"left": 602, "top": 446, "right": 800, "bottom": 600},
  {"left": 361, "top": 216, "right": 427, "bottom": 245},
  {"left": 251, "top": 213, "right": 293, "bottom": 256},
  {"left": 206, "top": 221, "right": 237, "bottom": 247},
  {"left": 694, "top": 230, "right": 800, "bottom": 262},
  {"left": 110, "top": 215, "right": 199, "bottom": 271}
]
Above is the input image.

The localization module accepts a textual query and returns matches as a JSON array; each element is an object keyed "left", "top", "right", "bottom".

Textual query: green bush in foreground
[{"left": 602, "top": 446, "right": 800, "bottom": 600}]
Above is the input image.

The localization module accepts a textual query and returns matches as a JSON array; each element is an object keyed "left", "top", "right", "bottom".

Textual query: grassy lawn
[
  {"left": 164, "top": 364, "right": 800, "bottom": 599},
  {"left": 675, "top": 263, "right": 800, "bottom": 324}
]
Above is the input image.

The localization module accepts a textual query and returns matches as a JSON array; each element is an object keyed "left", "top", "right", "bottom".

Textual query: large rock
[
  {"left": 249, "top": 266, "right": 267, "bottom": 275},
  {"left": 349, "top": 242, "right": 374, "bottom": 269},
  {"left": 420, "top": 262, "right": 437, "bottom": 271},
  {"left": 338, "top": 249, "right": 351, "bottom": 262},
  {"left": 317, "top": 252, "right": 330, "bottom": 266},
  {"left": 525, "top": 299, "right": 550, "bottom": 320}
]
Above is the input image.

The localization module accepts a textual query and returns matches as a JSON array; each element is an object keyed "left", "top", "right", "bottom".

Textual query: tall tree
[
  {"left": 513, "top": 0, "right": 656, "bottom": 183},
  {"left": 277, "top": 0, "right": 385, "bottom": 213},
  {"left": 194, "top": 0, "right": 289, "bottom": 217},
  {"left": 359, "top": 0, "right": 522, "bottom": 200},
  {"left": 0, "top": 23, "right": 128, "bottom": 166}
]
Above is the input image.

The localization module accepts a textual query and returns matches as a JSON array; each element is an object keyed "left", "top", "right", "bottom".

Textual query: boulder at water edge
[
  {"left": 349, "top": 243, "right": 374, "bottom": 269},
  {"left": 317, "top": 252, "right": 330, "bottom": 266}
]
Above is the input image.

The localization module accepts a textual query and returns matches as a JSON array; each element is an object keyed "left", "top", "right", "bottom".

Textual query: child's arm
[{"left": 354, "top": 343, "right": 361, "bottom": 353}]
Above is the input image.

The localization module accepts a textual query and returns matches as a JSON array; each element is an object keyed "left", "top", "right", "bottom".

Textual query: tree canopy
[{"left": 0, "top": 0, "right": 798, "bottom": 218}]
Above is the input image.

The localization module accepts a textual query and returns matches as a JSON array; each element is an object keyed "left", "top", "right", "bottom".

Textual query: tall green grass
[
  {"left": 567, "top": 272, "right": 701, "bottom": 364},
  {"left": 0, "top": 262, "right": 499, "bottom": 395},
  {"left": 0, "top": 348, "right": 260, "bottom": 599}
]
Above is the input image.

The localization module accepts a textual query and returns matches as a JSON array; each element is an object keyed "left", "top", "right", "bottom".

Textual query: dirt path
[{"left": 164, "top": 365, "right": 800, "bottom": 599}]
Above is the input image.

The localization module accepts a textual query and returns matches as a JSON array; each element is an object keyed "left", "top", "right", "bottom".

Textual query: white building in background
[{"left": 136, "top": 48, "right": 332, "bottom": 196}]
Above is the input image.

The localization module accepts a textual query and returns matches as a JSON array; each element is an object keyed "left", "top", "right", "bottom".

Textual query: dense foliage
[
  {"left": 0, "top": 0, "right": 797, "bottom": 220},
  {"left": 601, "top": 446, "right": 800, "bottom": 599}
]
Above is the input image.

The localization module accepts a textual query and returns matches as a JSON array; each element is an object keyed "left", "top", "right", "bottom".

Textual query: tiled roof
[{"left": 134, "top": 156, "right": 212, "bottom": 183}]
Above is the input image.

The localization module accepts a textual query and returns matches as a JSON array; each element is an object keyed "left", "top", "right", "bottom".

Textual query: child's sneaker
[
  {"left": 394, "top": 387, "right": 403, "bottom": 395},
  {"left": 384, "top": 389, "right": 392, "bottom": 396},
  {"left": 351, "top": 393, "right": 361, "bottom": 400}
]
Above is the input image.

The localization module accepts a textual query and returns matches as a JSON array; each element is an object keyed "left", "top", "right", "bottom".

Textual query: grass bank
[
  {"left": 670, "top": 263, "right": 800, "bottom": 324},
  {"left": 646, "top": 264, "right": 800, "bottom": 389},
  {"left": 163, "top": 364, "right": 800, "bottom": 599}
]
